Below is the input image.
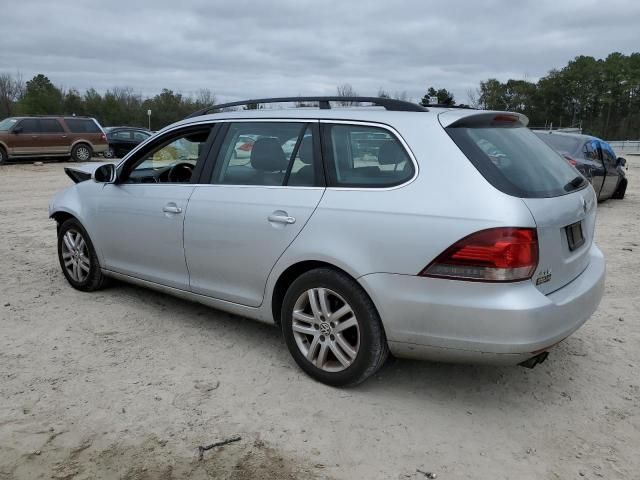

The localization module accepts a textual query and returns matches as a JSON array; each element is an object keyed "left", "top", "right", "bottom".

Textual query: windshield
[
  {"left": 447, "top": 125, "right": 586, "bottom": 198},
  {"left": 0, "top": 118, "right": 18, "bottom": 131}
]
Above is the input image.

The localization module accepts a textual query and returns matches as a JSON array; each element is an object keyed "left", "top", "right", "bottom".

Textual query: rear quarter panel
[{"left": 265, "top": 116, "right": 536, "bottom": 301}]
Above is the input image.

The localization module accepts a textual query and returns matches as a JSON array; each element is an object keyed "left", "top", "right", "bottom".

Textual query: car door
[
  {"left": 110, "top": 129, "right": 134, "bottom": 157},
  {"left": 39, "top": 118, "right": 70, "bottom": 154},
  {"left": 93, "top": 124, "right": 217, "bottom": 290},
  {"left": 11, "top": 118, "right": 41, "bottom": 155},
  {"left": 599, "top": 141, "right": 620, "bottom": 199},
  {"left": 184, "top": 121, "right": 324, "bottom": 307},
  {"left": 582, "top": 139, "right": 605, "bottom": 197}
]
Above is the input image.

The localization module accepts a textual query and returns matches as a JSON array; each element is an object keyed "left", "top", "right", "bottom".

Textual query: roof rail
[
  {"left": 186, "top": 96, "right": 427, "bottom": 118},
  {"left": 424, "top": 104, "right": 476, "bottom": 110}
]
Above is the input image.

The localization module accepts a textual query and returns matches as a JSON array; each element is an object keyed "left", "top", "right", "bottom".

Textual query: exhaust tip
[{"left": 519, "top": 351, "right": 549, "bottom": 369}]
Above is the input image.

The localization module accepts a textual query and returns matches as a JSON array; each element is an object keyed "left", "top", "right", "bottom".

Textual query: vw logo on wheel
[{"left": 319, "top": 322, "right": 331, "bottom": 335}]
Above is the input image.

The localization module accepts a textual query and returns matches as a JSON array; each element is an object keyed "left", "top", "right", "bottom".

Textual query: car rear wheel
[
  {"left": 71, "top": 143, "right": 92, "bottom": 162},
  {"left": 281, "top": 268, "right": 389, "bottom": 386},
  {"left": 57, "top": 218, "right": 107, "bottom": 291}
]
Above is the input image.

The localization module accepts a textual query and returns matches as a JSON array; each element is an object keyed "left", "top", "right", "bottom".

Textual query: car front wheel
[
  {"left": 281, "top": 268, "right": 388, "bottom": 386},
  {"left": 57, "top": 218, "right": 107, "bottom": 291}
]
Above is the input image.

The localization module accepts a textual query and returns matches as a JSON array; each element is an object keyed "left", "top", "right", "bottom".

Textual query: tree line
[{"left": 1, "top": 51, "right": 638, "bottom": 139}]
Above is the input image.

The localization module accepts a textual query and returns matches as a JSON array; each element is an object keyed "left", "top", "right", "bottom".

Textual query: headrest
[
  {"left": 298, "top": 136, "right": 313, "bottom": 165},
  {"left": 378, "top": 141, "right": 407, "bottom": 165},
  {"left": 250, "top": 137, "right": 288, "bottom": 171}
]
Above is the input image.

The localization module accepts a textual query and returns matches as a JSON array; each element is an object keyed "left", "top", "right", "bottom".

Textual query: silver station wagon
[{"left": 49, "top": 96, "right": 605, "bottom": 386}]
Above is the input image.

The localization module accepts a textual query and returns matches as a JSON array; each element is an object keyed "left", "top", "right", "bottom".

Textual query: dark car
[
  {"left": 534, "top": 131, "right": 628, "bottom": 201},
  {"left": 104, "top": 126, "right": 152, "bottom": 158}
]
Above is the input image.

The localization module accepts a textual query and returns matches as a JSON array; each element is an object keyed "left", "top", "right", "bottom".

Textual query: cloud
[{"left": 1, "top": 0, "right": 638, "bottom": 104}]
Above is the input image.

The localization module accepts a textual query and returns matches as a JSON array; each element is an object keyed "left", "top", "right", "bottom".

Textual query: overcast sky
[{"left": 1, "top": 0, "right": 638, "bottom": 104}]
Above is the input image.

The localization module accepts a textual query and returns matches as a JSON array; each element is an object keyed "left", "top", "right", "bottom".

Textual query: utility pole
[{"left": 147, "top": 109, "right": 152, "bottom": 130}]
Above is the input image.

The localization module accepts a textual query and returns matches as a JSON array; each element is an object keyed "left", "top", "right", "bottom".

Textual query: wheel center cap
[{"left": 319, "top": 322, "right": 331, "bottom": 335}]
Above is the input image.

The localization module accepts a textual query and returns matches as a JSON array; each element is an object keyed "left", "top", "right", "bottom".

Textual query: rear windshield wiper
[{"left": 564, "top": 176, "right": 585, "bottom": 192}]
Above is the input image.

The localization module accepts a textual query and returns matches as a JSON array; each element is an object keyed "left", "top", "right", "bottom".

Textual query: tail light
[
  {"left": 100, "top": 133, "right": 107, "bottom": 142},
  {"left": 419, "top": 227, "right": 538, "bottom": 282},
  {"left": 562, "top": 154, "right": 578, "bottom": 166}
]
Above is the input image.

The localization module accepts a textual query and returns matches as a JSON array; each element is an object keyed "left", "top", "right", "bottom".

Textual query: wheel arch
[{"left": 270, "top": 260, "right": 381, "bottom": 329}]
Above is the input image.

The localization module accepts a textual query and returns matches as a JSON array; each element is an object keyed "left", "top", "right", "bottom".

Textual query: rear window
[
  {"left": 534, "top": 132, "right": 580, "bottom": 154},
  {"left": 65, "top": 118, "right": 101, "bottom": 133},
  {"left": 447, "top": 124, "right": 585, "bottom": 198}
]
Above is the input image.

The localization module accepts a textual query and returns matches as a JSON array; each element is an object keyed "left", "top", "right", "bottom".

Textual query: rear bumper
[
  {"left": 359, "top": 244, "right": 605, "bottom": 365},
  {"left": 92, "top": 143, "right": 108, "bottom": 154}
]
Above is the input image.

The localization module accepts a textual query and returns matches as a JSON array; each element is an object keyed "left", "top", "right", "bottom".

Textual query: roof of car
[{"left": 533, "top": 130, "right": 601, "bottom": 142}]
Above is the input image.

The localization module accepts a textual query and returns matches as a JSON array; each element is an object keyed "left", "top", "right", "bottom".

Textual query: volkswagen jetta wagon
[{"left": 49, "top": 96, "right": 605, "bottom": 386}]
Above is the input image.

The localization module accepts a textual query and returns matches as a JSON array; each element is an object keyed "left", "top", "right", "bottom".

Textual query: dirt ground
[{"left": 0, "top": 160, "right": 638, "bottom": 480}]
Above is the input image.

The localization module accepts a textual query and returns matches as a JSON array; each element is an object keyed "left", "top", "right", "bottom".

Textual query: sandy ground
[{"left": 0, "top": 159, "right": 638, "bottom": 480}]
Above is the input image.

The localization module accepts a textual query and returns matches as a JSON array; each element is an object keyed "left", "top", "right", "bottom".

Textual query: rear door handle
[
  {"left": 163, "top": 203, "right": 182, "bottom": 214},
  {"left": 268, "top": 213, "right": 296, "bottom": 224}
]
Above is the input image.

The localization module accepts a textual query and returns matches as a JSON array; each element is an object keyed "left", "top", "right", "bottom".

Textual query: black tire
[
  {"left": 71, "top": 143, "right": 92, "bottom": 162},
  {"left": 0, "top": 146, "right": 7, "bottom": 165},
  {"left": 104, "top": 146, "right": 115, "bottom": 159},
  {"left": 281, "top": 268, "right": 389, "bottom": 387},
  {"left": 57, "top": 218, "right": 107, "bottom": 291},
  {"left": 612, "top": 178, "right": 627, "bottom": 199}
]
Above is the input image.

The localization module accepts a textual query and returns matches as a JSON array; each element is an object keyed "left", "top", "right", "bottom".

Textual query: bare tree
[
  {"left": 0, "top": 72, "right": 25, "bottom": 117},
  {"left": 393, "top": 91, "right": 409, "bottom": 102},
  {"left": 377, "top": 88, "right": 391, "bottom": 98},
  {"left": 195, "top": 88, "right": 216, "bottom": 108},
  {"left": 466, "top": 87, "right": 481, "bottom": 109},
  {"left": 336, "top": 83, "right": 358, "bottom": 105}
]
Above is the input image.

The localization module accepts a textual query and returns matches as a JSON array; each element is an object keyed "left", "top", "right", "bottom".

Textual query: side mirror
[
  {"left": 93, "top": 163, "right": 117, "bottom": 183},
  {"left": 12, "top": 126, "right": 23, "bottom": 134},
  {"left": 617, "top": 157, "right": 626, "bottom": 168}
]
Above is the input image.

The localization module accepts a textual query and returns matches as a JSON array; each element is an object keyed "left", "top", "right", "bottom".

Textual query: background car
[
  {"left": 103, "top": 126, "right": 152, "bottom": 158},
  {"left": 0, "top": 116, "right": 107, "bottom": 163},
  {"left": 534, "top": 131, "right": 628, "bottom": 200}
]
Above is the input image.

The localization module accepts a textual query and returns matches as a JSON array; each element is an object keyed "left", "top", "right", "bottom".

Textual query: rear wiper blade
[{"left": 564, "top": 176, "right": 585, "bottom": 192}]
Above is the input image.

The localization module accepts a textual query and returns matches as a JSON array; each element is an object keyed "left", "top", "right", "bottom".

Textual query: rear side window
[
  {"left": 322, "top": 124, "right": 414, "bottom": 187},
  {"left": 65, "top": 118, "right": 101, "bottom": 133},
  {"left": 211, "top": 122, "right": 318, "bottom": 187},
  {"left": 40, "top": 119, "right": 64, "bottom": 133},
  {"left": 447, "top": 124, "right": 585, "bottom": 198}
]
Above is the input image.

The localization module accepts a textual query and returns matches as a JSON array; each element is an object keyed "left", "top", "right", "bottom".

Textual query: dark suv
[{"left": 0, "top": 116, "right": 107, "bottom": 164}]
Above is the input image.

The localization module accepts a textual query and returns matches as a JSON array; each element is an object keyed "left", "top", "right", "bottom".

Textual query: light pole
[{"left": 147, "top": 109, "right": 152, "bottom": 130}]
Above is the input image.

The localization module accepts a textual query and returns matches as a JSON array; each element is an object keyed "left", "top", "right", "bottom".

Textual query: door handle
[
  {"left": 268, "top": 213, "right": 296, "bottom": 224},
  {"left": 163, "top": 203, "right": 182, "bottom": 214}
]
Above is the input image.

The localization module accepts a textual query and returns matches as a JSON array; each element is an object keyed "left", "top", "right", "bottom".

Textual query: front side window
[
  {"left": 112, "top": 130, "right": 132, "bottom": 140},
  {"left": 583, "top": 140, "right": 599, "bottom": 161},
  {"left": 122, "top": 127, "right": 212, "bottom": 184},
  {"left": 211, "top": 122, "right": 317, "bottom": 187},
  {"left": 40, "top": 119, "right": 64, "bottom": 133},
  {"left": 600, "top": 142, "right": 617, "bottom": 166},
  {"left": 133, "top": 130, "right": 151, "bottom": 141},
  {"left": 18, "top": 119, "right": 40, "bottom": 133},
  {"left": 321, "top": 124, "right": 414, "bottom": 187}
]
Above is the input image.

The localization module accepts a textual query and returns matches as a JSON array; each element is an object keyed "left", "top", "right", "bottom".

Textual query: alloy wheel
[
  {"left": 61, "top": 229, "right": 90, "bottom": 283},
  {"left": 76, "top": 146, "right": 91, "bottom": 161},
  {"left": 291, "top": 288, "right": 360, "bottom": 372}
]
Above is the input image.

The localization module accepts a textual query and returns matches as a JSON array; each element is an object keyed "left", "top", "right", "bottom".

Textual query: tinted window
[
  {"left": 534, "top": 132, "right": 580, "bottom": 154},
  {"left": 40, "top": 119, "right": 64, "bottom": 133},
  {"left": 19, "top": 119, "right": 40, "bottom": 133},
  {"left": 111, "top": 130, "right": 132, "bottom": 140},
  {"left": 600, "top": 142, "right": 617, "bottom": 166},
  {"left": 448, "top": 125, "right": 584, "bottom": 198},
  {"left": 211, "top": 122, "right": 316, "bottom": 186},
  {"left": 65, "top": 118, "right": 101, "bottom": 133},
  {"left": 133, "top": 131, "right": 151, "bottom": 141},
  {"left": 322, "top": 124, "right": 414, "bottom": 187},
  {"left": 583, "top": 140, "right": 599, "bottom": 161}
]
